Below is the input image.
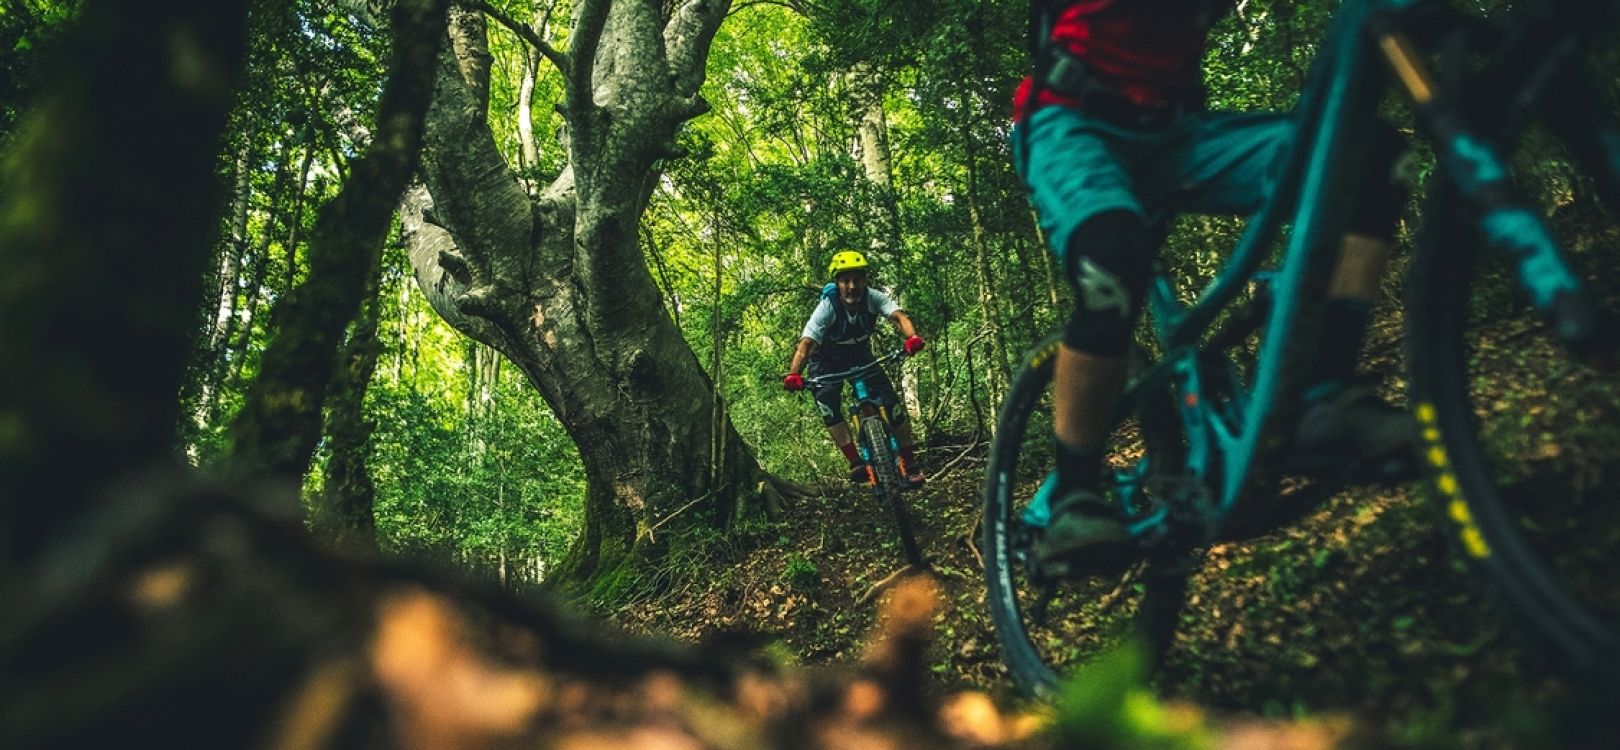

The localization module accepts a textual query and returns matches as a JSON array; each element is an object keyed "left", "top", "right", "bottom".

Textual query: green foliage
[
  {"left": 1049, "top": 642, "right": 1214, "bottom": 750},
  {"left": 0, "top": 1, "right": 80, "bottom": 145},
  {"left": 782, "top": 551, "right": 821, "bottom": 590},
  {"left": 364, "top": 252, "right": 585, "bottom": 584}
]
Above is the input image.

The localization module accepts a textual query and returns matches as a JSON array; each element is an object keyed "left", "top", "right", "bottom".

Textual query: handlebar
[{"left": 803, "top": 349, "right": 908, "bottom": 388}]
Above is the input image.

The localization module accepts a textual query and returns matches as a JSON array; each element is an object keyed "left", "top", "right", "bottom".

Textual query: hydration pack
[{"left": 819, "top": 283, "right": 878, "bottom": 346}]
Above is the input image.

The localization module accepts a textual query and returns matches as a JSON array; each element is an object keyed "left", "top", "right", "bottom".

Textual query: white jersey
[{"left": 800, "top": 287, "right": 901, "bottom": 347}]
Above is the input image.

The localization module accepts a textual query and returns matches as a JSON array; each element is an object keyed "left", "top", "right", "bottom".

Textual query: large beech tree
[{"left": 398, "top": 0, "right": 798, "bottom": 587}]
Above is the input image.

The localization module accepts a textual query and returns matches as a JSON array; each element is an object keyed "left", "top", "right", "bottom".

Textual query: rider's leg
[
  {"left": 890, "top": 418, "right": 926, "bottom": 485},
  {"left": 1293, "top": 124, "right": 1420, "bottom": 475},
  {"left": 1052, "top": 346, "right": 1125, "bottom": 486},
  {"left": 1312, "top": 232, "right": 1390, "bottom": 385},
  {"left": 1312, "top": 122, "right": 1409, "bottom": 386},
  {"left": 1037, "top": 210, "right": 1155, "bottom": 567},
  {"left": 869, "top": 370, "right": 925, "bottom": 484},
  {"left": 827, "top": 421, "right": 858, "bottom": 459},
  {"left": 811, "top": 376, "right": 868, "bottom": 483},
  {"left": 1012, "top": 105, "right": 1159, "bottom": 567},
  {"left": 825, "top": 422, "right": 869, "bottom": 483},
  {"left": 1174, "top": 113, "right": 1418, "bottom": 476}
]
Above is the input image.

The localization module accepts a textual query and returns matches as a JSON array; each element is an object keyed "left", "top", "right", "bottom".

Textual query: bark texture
[{"left": 314, "top": 260, "right": 386, "bottom": 550}]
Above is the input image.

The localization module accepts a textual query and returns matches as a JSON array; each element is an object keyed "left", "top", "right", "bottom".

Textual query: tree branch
[
  {"left": 665, "top": 0, "right": 733, "bottom": 96},
  {"left": 457, "top": 0, "right": 567, "bottom": 74},
  {"left": 228, "top": 0, "right": 452, "bottom": 481},
  {"left": 567, "top": 0, "right": 612, "bottom": 120}
]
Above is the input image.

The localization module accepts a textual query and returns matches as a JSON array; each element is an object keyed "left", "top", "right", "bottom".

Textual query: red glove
[
  {"left": 783, "top": 373, "right": 806, "bottom": 391},
  {"left": 904, "top": 335, "right": 925, "bottom": 355}
]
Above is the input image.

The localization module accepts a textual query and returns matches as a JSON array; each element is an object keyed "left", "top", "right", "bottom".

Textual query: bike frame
[{"left": 1111, "top": 0, "right": 1612, "bottom": 542}]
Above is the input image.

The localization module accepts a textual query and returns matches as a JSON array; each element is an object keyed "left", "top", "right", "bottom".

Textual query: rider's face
[{"left": 835, "top": 270, "right": 868, "bottom": 307}]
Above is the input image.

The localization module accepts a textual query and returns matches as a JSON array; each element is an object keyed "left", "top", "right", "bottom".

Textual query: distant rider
[{"left": 784, "top": 250, "right": 927, "bottom": 486}]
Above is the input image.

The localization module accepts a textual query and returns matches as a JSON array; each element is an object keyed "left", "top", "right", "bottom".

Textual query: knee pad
[
  {"left": 811, "top": 388, "right": 842, "bottom": 426},
  {"left": 1349, "top": 122, "right": 1410, "bottom": 239},
  {"left": 1063, "top": 210, "right": 1153, "bottom": 357}
]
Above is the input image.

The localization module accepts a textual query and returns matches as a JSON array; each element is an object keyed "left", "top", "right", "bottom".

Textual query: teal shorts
[{"left": 1011, "top": 105, "right": 1295, "bottom": 266}]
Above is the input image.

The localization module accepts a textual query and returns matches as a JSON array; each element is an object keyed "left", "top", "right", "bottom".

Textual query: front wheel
[
  {"left": 1406, "top": 182, "right": 1620, "bottom": 680},
  {"left": 862, "top": 416, "right": 924, "bottom": 567},
  {"left": 981, "top": 334, "right": 1190, "bottom": 695}
]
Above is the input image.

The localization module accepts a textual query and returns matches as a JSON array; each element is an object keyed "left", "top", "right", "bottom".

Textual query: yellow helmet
[{"left": 827, "top": 250, "right": 870, "bottom": 278}]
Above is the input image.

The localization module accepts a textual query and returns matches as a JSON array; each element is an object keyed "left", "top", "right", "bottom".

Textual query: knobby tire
[
  {"left": 1406, "top": 183, "right": 1620, "bottom": 681},
  {"left": 863, "top": 417, "right": 924, "bottom": 568},
  {"left": 982, "top": 334, "right": 1187, "bottom": 695}
]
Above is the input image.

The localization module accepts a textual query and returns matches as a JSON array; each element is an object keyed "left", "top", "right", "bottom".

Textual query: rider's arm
[
  {"left": 787, "top": 337, "right": 817, "bottom": 376},
  {"left": 889, "top": 310, "right": 918, "bottom": 340}
]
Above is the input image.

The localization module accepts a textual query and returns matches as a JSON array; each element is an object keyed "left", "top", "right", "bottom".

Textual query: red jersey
[{"left": 1014, "top": 0, "right": 1230, "bottom": 122}]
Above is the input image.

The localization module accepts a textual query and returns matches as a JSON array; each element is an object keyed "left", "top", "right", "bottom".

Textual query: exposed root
[
  {"left": 759, "top": 474, "right": 817, "bottom": 518},
  {"left": 856, "top": 564, "right": 929, "bottom": 607}
]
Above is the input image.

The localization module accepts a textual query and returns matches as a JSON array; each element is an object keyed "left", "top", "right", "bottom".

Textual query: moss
[{"left": 584, "top": 556, "right": 636, "bottom": 609}]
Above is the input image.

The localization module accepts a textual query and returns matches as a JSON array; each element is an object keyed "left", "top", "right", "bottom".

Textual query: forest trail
[{"left": 612, "top": 309, "right": 1611, "bottom": 745}]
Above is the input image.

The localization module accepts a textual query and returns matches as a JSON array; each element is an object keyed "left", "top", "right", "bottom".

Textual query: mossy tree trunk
[
  {"left": 400, "top": 0, "right": 798, "bottom": 591},
  {"left": 0, "top": 0, "right": 252, "bottom": 564},
  {"left": 313, "top": 256, "right": 386, "bottom": 549}
]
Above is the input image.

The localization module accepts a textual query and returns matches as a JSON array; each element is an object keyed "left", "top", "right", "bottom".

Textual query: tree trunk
[
  {"left": 849, "top": 61, "right": 924, "bottom": 436},
  {"left": 518, "top": 5, "right": 557, "bottom": 191},
  {"left": 283, "top": 131, "right": 317, "bottom": 293},
  {"left": 187, "top": 148, "right": 253, "bottom": 439},
  {"left": 314, "top": 252, "right": 386, "bottom": 550},
  {"left": 227, "top": 0, "right": 450, "bottom": 483},
  {"left": 0, "top": 0, "right": 252, "bottom": 563},
  {"left": 961, "top": 103, "right": 1009, "bottom": 412},
  {"left": 214, "top": 150, "right": 252, "bottom": 353},
  {"left": 404, "top": 0, "right": 797, "bottom": 591},
  {"left": 851, "top": 62, "right": 903, "bottom": 270},
  {"left": 226, "top": 138, "right": 296, "bottom": 395}
]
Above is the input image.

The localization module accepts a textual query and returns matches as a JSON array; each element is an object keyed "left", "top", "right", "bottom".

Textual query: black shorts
[{"left": 807, "top": 357, "right": 903, "bottom": 427}]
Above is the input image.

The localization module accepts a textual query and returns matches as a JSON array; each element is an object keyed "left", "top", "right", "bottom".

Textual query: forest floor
[{"left": 611, "top": 306, "right": 1620, "bottom": 749}]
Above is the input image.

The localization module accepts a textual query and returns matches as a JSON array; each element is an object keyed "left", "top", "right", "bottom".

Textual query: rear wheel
[
  {"left": 1406, "top": 178, "right": 1620, "bottom": 680},
  {"left": 863, "top": 416, "right": 924, "bottom": 567},
  {"left": 981, "top": 334, "right": 1190, "bottom": 694}
]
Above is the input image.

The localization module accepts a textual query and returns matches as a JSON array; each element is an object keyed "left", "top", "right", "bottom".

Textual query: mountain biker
[
  {"left": 1014, "top": 0, "right": 1419, "bottom": 571},
  {"left": 784, "top": 250, "right": 927, "bottom": 486}
]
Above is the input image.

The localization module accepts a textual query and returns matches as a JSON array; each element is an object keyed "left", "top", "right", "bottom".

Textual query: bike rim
[{"left": 1407, "top": 185, "right": 1620, "bottom": 677}]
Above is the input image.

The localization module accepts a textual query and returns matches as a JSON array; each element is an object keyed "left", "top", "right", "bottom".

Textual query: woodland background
[{"left": 2, "top": 0, "right": 1618, "bottom": 747}]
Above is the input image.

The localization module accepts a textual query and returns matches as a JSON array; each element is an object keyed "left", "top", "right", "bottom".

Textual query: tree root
[
  {"left": 758, "top": 474, "right": 816, "bottom": 518},
  {"left": 856, "top": 564, "right": 930, "bottom": 607}
]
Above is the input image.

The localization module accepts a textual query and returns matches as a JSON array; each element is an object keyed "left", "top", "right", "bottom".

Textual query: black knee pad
[
  {"left": 1348, "top": 121, "right": 1410, "bottom": 239},
  {"left": 1062, "top": 210, "right": 1153, "bottom": 357},
  {"left": 810, "top": 382, "right": 843, "bottom": 426}
]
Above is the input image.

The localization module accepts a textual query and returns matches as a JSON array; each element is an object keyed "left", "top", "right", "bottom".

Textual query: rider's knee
[
  {"left": 815, "top": 398, "right": 842, "bottom": 426},
  {"left": 1062, "top": 210, "right": 1152, "bottom": 357},
  {"left": 1349, "top": 122, "right": 1411, "bottom": 239}
]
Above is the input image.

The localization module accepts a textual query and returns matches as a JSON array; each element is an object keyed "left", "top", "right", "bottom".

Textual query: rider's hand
[
  {"left": 904, "top": 335, "right": 925, "bottom": 355},
  {"left": 783, "top": 373, "right": 805, "bottom": 391}
]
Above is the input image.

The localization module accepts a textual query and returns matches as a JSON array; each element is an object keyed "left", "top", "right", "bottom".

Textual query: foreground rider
[
  {"left": 1014, "top": 0, "right": 1419, "bottom": 571},
  {"left": 784, "top": 251, "right": 927, "bottom": 486}
]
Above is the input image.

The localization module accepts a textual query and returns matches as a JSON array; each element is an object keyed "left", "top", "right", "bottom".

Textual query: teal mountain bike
[
  {"left": 807, "top": 349, "right": 927, "bottom": 568},
  {"left": 984, "top": 0, "right": 1620, "bottom": 694}
]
